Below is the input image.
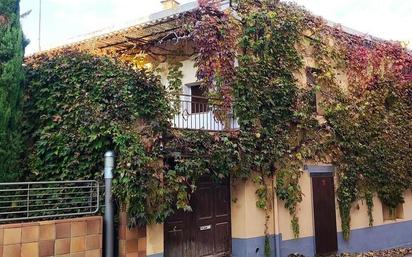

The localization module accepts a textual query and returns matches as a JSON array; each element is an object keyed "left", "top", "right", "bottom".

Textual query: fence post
[{"left": 104, "top": 151, "right": 115, "bottom": 257}]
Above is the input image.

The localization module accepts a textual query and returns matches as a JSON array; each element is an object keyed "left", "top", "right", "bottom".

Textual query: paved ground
[
  {"left": 325, "top": 248, "right": 412, "bottom": 257},
  {"left": 288, "top": 248, "right": 412, "bottom": 257}
]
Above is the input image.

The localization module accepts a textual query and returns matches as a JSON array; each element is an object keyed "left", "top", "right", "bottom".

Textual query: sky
[{"left": 20, "top": 0, "right": 412, "bottom": 55}]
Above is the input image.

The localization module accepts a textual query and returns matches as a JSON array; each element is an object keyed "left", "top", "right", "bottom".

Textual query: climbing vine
[
  {"left": 165, "top": 60, "right": 184, "bottom": 114},
  {"left": 233, "top": 1, "right": 308, "bottom": 238},
  {"left": 23, "top": 0, "right": 412, "bottom": 244},
  {"left": 190, "top": 0, "right": 237, "bottom": 110},
  {"left": 183, "top": 0, "right": 412, "bottom": 241},
  {"left": 306, "top": 17, "right": 412, "bottom": 238},
  {"left": 24, "top": 52, "right": 176, "bottom": 226}
]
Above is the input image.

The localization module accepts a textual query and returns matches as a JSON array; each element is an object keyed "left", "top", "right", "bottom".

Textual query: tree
[{"left": 0, "top": 0, "right": 24, "bottom": 182}]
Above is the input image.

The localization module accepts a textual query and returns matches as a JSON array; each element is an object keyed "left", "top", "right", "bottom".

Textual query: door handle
[{"left": 199, "top": 225, "right": 211, "bottom": 231}]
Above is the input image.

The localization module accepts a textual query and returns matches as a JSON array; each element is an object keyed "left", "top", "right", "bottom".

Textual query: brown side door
[
  {"left": 165, "top": 178, "right": 231, "bottom": 257},
  {"left": 312, "top": 174, "right": 338, "bottom": 256}
]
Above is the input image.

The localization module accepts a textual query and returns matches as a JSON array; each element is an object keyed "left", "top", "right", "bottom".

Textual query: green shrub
[{"left": 24, "top": 52, "right": 172, "bottom": 224}]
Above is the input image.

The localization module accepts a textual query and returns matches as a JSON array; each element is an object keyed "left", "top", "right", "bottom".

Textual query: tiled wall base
[
  {"left": 118, "top": 212, "right": 146, "bottom": 257},
  {"left": 0, "top": 216, "right": 102, "bottom": 257}
]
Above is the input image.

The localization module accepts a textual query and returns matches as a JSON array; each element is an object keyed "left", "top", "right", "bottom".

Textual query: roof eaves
[
  {"left": 28, "top": 1, "right": 200, "bottom": 57},
  {"left": 29, "top": 0, "right": 409, "bottom": 57}
]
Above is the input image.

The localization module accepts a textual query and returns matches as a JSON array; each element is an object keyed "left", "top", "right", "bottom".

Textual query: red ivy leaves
[
  {"left": 335, "top": 33, "right": 412, "bottom": 97},
  {"left": 191, "top": 0, "right": 237, "bottom": 110},
  {"left": 191, "top": 0, "right": 412, "bottom": 106},
  {"left": 197, "top": 0, "right": 219, "bottom": 8}
]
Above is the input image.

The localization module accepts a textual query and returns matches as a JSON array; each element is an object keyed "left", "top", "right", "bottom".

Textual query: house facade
[{"left": 31, "top": 1, "right": 412, "bottom": 257}]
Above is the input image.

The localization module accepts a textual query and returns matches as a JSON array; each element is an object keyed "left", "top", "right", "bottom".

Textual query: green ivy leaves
[
  {"left": 234, "top": 2, "right": 309, "bottom": 238},
  {"left": 24, "top": 52, "right": 171, "bottom": 226}
]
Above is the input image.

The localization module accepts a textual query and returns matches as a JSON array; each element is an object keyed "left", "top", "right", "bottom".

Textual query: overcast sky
[{"left": 21, "top": 0, "right": 412, "bottom": 55}]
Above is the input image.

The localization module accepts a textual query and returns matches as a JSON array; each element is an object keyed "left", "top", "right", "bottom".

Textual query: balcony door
[{"left": 190, "top": 84, "right": 208, "bottom": 114}]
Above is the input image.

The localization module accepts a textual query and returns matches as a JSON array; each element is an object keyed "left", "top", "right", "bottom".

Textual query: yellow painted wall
[
  {"left": 231, "top": 177, "right": 275, "bottom": 238},
  {"left": 146, "top": 224, "right": 164, "bottom": 255},
  {"left": 275, "top": 167, "right": 412, "bottom": 240},
  {"left": 276, "top": 171, "right": 314, "bottom": 240},
  {"left": 337, "top": 189, "right": 412, "bottom": 231}
]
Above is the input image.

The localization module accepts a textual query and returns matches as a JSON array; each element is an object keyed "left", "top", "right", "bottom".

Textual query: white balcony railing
[{"left": 171, "top": 94, "right": 239, "bottom": 131}]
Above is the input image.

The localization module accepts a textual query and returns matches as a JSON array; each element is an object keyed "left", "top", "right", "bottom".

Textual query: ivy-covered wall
[
  {"left": 23, "top": 52, "right": 175, "bottom": 226},
  {"left": 187, "top": 0, "right": 411, "bottom": 241},
  {"left": 22, "top": 0, "right": 412, "bottom": 250}
]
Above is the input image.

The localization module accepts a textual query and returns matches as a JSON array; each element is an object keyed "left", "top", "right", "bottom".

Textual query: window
[
  {"left": 164, "top": 156, "right": 177, "bottom": 171},
  {"left": 382, "top": 203, "right": 404, "bottom": 221},
  {"left": 305, "top": 67, "right": 324, "bottom": 115},
  {"left": 190, "top": 84, "right": 208, "bottom": 113}
]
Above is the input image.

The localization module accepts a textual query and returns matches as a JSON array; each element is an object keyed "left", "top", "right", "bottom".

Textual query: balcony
[{"left": 171, "top": 94, "right": 239, "bottom": 131}]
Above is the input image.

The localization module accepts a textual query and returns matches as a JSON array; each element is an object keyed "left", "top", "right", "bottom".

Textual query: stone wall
[{"left": 0, "top": 216, "right": 102, "bottom": 257}]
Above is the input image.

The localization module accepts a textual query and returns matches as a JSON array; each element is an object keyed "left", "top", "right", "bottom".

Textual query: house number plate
[{"left": 200, "top": 225, "right": 211, "bottom": 231}]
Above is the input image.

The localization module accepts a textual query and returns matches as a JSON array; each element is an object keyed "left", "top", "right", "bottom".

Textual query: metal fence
[
  {"left": 0, "top": 180, "right": 100, "bottom": 222},
  {"left": 171, "top": 94, "right": 239, "bottom": 131}
]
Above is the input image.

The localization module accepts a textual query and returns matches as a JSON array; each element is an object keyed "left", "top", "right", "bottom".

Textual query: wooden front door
[
  {"left": 165, "top": 178, "right": 231, "bottom": 257},
  {"left": 312, "top": 174, "right": 338, "bottom": 256}
]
